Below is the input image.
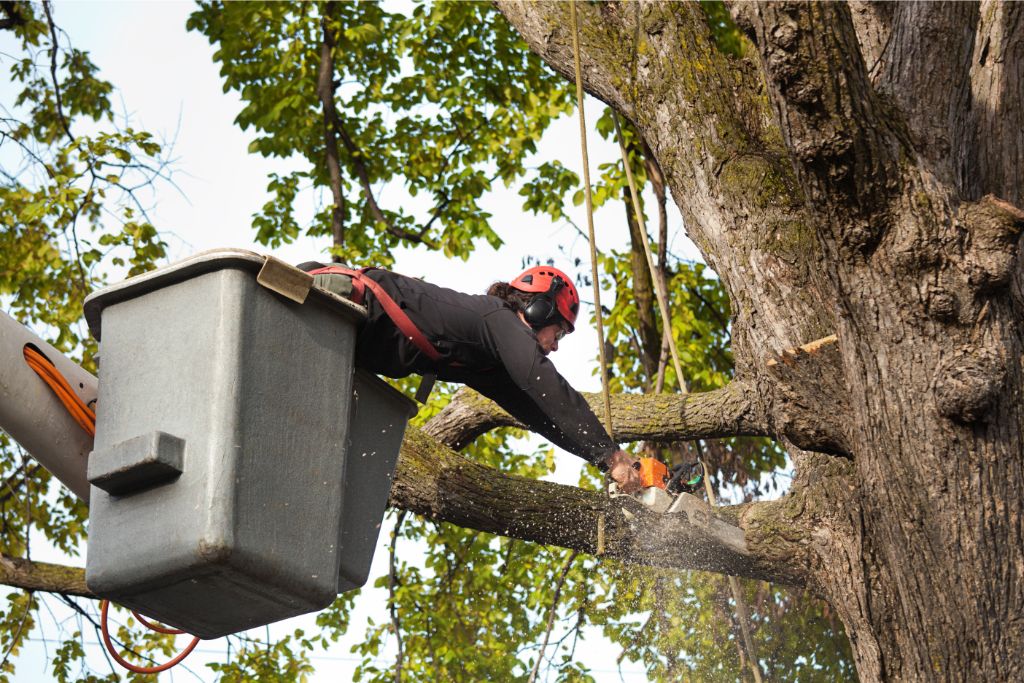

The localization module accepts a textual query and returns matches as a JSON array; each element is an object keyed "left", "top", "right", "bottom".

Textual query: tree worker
[{"left": 297, "top": 261, "right": 643, "bottom": 493}]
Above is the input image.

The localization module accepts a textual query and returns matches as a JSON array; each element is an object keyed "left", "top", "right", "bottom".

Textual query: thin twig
[
  {"left": 389, "top": 510, "right": 407, "bottom": 683},
  {"left": 418, "top": 189, "right": 452, "bottom": 236},
  {"left": 686, "top": 284, "right": 730, "bottom": 331},
  {"left": 0, "top": 129, "right": 58, "bottom": 180},
  {"left": 332, "top": 117, "right": 436, "bottom": 247},
  {"left": 0, "top": 462, "right": 41, "bottom": 505},
  {"left": 527, "top": 550, "right": 577, "bottom": 683},
  {"left": 317, "top": 5, "right": 346, "bottom": 257}
]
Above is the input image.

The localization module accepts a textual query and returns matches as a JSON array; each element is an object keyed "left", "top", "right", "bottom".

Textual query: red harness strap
[{"left": 308, "top": 266, "right": 443, "bottom": 364}]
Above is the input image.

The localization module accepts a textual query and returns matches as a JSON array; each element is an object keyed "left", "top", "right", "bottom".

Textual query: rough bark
[
  {"left": 497, "top": 2, "right": 1024, "bottom": 681},
  {"left": 423, "top": 382, "right": 766, "bottom": 451},
  {"left": 0, "top": 553, "right": 92, "bottom": 598},
  {"left": 389, "top": 426, "right": 809, "bottom": 585}
]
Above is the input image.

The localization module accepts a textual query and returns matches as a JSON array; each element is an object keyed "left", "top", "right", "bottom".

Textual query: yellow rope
[
  {"left": 570, "top": 1, "right": 614, "bottom": 440},
  {"left": 610, "top": 61, "right": 765, "bottom": 683},
  {"left": 611, "top": 113, "right": 687, "bottom": 395},
  {"left": 702, "top": 464, "right": 764, "bottom": 683}
]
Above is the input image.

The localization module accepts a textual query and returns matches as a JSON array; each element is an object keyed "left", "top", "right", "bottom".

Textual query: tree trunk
[{"left": 496, "top": 2, "right": 1024, "bottom": 680}]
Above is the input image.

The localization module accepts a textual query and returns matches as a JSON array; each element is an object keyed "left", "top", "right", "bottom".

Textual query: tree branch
[
  {"left": 422, "top": 382, "right": 767, "bottom": 452},
  {"left": 0, "top": 553, "right": 92, "bottom": 597},
  {"left": 0, "top": 1, "right": 27, "bottom": 31},
  {"left": 317, "top": 6, "right": 346, "bottom": 258},
  {"left": 42, "top": 1, "right": 74, "bottom": 142},
  {"left": 640, "top": 137, "right": 668, "bottom": 275},
  {"left": 621, "top": 157, "right": 661, "bottom": 380},
  {"left": 389, "top": 425, "right": 811, "bottom": 586},
  {"left": 332, "top": 118, "right": 436, "bottom": 248}
]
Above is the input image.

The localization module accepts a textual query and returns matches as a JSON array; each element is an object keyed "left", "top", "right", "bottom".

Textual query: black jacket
[{"left": 307, "top": 265, "right": 617, "bottom": 465}]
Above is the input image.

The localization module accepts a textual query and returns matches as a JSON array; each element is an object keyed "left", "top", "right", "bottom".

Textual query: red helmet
[{"left": 510, "top": 266, "right": 580, "bottom": 332}]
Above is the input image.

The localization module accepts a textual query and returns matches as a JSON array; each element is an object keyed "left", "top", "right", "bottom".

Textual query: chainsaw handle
[{"left": 666, "top": 462, "right": 702, "bottom": 494}]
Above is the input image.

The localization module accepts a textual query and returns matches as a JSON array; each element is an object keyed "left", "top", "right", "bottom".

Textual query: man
[{"left": 298, "top": 261, "right": 642, "bottom": 493}]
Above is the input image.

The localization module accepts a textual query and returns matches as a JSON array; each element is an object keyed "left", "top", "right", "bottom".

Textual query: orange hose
[
  {"left": 22, "top": 345, "right": 95, "bottom": 436},
  {"left": 23, "top": 344, "right": 200, "bottom": 672}
]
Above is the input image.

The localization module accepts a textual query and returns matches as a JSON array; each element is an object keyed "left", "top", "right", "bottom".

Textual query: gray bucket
[{"left": 83, "top": 249, "right": 416, "bottom": 638}]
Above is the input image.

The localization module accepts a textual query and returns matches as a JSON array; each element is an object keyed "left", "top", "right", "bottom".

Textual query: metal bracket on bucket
[
  {"left": 89, "top": 431, "right": 185, "bottom": 496},
  {"left": 256, "top": 256, "right": 314, "bottom": 304}
]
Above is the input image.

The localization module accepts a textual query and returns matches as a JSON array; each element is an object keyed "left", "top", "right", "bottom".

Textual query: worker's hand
[{"left": 603, "top": 450, "right": 642, "bottom": 494}]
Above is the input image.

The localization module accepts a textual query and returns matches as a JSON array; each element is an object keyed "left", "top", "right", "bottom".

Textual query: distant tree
[{"left": 0, "top": 0, "right": 170, "bottom": 678}]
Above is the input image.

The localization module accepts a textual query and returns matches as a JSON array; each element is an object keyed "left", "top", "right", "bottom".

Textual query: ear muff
[{"left": 523, "top": 277, "right": 565, "bottom": 328}]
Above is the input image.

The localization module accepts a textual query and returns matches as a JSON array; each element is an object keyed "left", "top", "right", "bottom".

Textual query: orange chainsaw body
[{"left": 637, "top": 457, "right": 669, "bottom": 489}]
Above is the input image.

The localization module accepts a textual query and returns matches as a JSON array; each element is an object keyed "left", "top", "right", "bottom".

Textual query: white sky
[{"left": 3, "top": 2, "right": 705, "bottom": 681}]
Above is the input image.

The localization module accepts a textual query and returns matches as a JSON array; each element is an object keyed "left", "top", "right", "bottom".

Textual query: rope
[
  {"left": 611, "top": 114, "right": 687, "bottom": 396},
  {"left": 610, "top": 64, "right": 766, "bottom": 683},
  {"left": 570, "top": 0, "right": 613, "bottom": 440},
  {"left": 702, "top": 465, "right": 764, "bottom": 683},
  {"left": 22, "top": 344, "right": 200, "bottom": 674}
]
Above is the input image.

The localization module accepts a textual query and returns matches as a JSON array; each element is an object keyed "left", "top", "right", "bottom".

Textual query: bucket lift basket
[{"left": 83, "top": 249, "right": 416, "bottom": 639}]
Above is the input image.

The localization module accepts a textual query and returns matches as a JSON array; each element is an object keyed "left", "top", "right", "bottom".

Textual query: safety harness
[{"left": 307, "top": 265, "right": 442, "bottom": 402}]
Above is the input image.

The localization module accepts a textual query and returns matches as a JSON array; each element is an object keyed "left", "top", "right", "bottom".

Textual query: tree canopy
[{"left": 0, "top": 2, "right": 873, "bottom": 681}]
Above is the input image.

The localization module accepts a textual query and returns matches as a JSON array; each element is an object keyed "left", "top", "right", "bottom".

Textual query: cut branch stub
[{"left": 764, "top": 337, "right": 851, "bottom": 456}]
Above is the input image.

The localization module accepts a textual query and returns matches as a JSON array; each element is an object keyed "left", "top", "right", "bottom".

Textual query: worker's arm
[
  {"left": 465, "top": 370, "right": 614, "bottom": 462},
  {"left": 467, "top": 367, "right": 642, "bottom": 491},
  {"left": 470, "top": 310, "right": 620, "bottom": 466}
]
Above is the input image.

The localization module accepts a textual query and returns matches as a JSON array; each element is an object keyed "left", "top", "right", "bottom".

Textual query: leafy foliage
[
  {"left": 187, "top": 0, "right": 573, "bottom": 266},
  {"left": 0, "top": 3, "right": 168, "bottom": 357},
  {"left": 0, "top": 2, "right": 853, "bottom": 682},
  {"left": 1, "top": 2, "right": 169, "bottom": 679}
]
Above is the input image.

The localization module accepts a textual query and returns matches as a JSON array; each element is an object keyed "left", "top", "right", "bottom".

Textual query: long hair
[{"left": 486, "top": 281, "right": 534, "bottom": 313}]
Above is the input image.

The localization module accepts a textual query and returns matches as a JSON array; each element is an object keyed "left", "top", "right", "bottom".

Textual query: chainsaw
[
  {"left": 611, "top": 458, "right": 749, "bottom": 557},
  {"left": 613, "top": 458, "right": 705, "bottom": 514}
]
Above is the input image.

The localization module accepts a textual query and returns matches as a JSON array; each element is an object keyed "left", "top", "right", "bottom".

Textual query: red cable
[
  {"left": 23, "top": 344, "right": 201, "bottom": 673},
  {"left": 101, "top": 600, "right": 200, "bottom": 674},
  {"left": 131, "top": 611, "right": 187, "bottom": 635}
]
